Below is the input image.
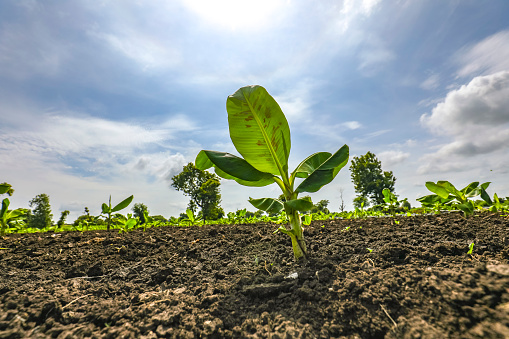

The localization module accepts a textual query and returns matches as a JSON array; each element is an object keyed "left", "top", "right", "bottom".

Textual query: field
[{"left": 1, "top": 211, "right": 508, "bottom": 338}]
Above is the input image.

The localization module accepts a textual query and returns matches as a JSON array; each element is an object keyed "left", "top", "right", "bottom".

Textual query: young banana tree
[
  {"left": 422, "top": 181, "right": 490, "bottom": 217},
  {"left": 101, "top": 195, "right": 134, "bottom": 231},
  {"left": 196, "top": 85, "right": 349, "bottom": 261}
]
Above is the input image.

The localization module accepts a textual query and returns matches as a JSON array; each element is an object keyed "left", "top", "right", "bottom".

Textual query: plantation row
[{"left": 1, "top": 180, "right": 508, "bottom": 237}]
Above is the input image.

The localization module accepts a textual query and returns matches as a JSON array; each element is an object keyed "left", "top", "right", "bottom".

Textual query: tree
[
  {"left": 338, "top": 188, "right": 346, "bottom": 213},
  {"left": 132, "top": 203, "right": 149, "bottom": 224},
  {"left": 28, "top": 194, "right": 53, "bottom": 229},
  {"left": 171, "top": 163, "right": 223, "bottom": 220},
  {"left": 57, "top": 210, "right": 70, "bottom": 227},
  {"left": 350, "top": 151, "right": 396, "bottom": 206},
  {"left": 310, "top": 200, "right": 330, "bottom": 214}
]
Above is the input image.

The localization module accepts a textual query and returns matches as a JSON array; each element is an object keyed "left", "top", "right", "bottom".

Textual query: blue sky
[{"left": 1, "top": 0, "right": 509, "bottom": 221}]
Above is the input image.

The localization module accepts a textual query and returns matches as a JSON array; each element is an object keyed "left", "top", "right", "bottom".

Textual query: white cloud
[
  {"left": 420, "top": 74, "right": 440, "bottom": 90},
  {"left": 419, "top": 71, "right": 509, "bottom": 173},
  {"left": 456, "top": 30, "right": 509, "bottom": 78},
  {"left": 181, "top": 0, "right": 286, "bottom": 31},
  {"left": 342, "top": 121, "right": 362, "bottom": 130},
  {"left": 356, "top": 34, "right": 396, "bottom": 76},
  {"left": 90, "top": 30, "right": 182, "bottom": 72},
  {"left": 339, "top": 0, "right": 382, "bottom": 32},
  {"left": 378, "top": 150, "right": 410, "bottom": 167}
]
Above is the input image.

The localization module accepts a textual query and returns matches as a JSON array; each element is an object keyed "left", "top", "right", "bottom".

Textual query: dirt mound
[{"left": 1, "top": 212, "right": 508, "bottom": 338}]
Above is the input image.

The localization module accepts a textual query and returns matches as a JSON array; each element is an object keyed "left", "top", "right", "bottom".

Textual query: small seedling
[
  {"left": 367, "top": 248, "right": 373, "bottom": 253},
  {"left": 101, "top": 195, "right": 134, "bottom": 231},
  {"left": 467, "top": 242, "right": 474, "bottom": 255}
]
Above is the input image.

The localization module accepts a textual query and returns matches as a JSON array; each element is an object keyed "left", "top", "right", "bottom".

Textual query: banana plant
[
  {"left": 1, "top": 199, "right": 23, "bottom": 236},
  {"left": 181, "top": 208, "right": 203, "bottom": 226},
  {"left": 420, "top": 181, "right": 490, "bottom": 217},
  {"left": 196, "top": 85, "right": 349, "bottom": 261},
  {"left": 1, "top": 183, "right": 21, "bottom": 235},
  {"left": 101, "top": 195, "right": 134, "bottom": 231},
  {"left": 382, "top": 188, "right": 398, "bottom": 216},
  {"left": 116, "top": 213, "right": 139, "bottom": 233}
]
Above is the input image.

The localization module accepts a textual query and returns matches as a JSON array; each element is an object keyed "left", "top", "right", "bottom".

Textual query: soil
[{"left": 1, "top": 212, "right": 509, "bottom": 338}]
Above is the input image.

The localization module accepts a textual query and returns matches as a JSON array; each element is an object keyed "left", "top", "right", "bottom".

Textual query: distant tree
[
  {"left": 73, "top": 207, "right": 95, "bottom": 226},
  {"left": 310, "top": 199, "right": 330, "bottom": 214},
  {"left": 171, "top": 163, "right": 223, "bottom": 220},
  {"left": 350, "top": 151, "right": 396, "bottom": 206},
  {"left": 353, "top": 195, "right": 370, "bottom": 209},
  {"left": 28, "top": 194, "right": 53, "bottom": 229},
  {"left": 57, "top": 210, "right": 70, "bottom": 227},
  {"left": 132, "top": 203, "right": 149, "bottom": 224},
  {"left": 338, "top": 188, "right": 346, "bottom": 213}
]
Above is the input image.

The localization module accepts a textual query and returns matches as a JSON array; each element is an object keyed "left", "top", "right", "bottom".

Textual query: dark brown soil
[{"left": 1, "top": 212, "right": 509, "bottom": 338}]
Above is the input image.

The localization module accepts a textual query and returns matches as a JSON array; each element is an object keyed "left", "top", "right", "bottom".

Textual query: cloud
[
  {"left": 378, "top": 150, "right": 410, "bottom": 167},
  {"left": 92, "top": 30, "right": 182, "bottom": 72},
  {"left": 0, "top": 109, "right": 197, "bottom": 180},
  {"left": 342, "top": 121, "right": 362, "bottom": 130},
  {"left": 420, "top": 74, "right": 440, "bottom": 90},
  {"left": 419, "top": 71, "right": 509, "bottom": 173},
  {"left": 456, "top": 30, "right": 509, "bottom": 78},
  {"left": 339, "top": 0, "right": 382, "bottom": 32}
]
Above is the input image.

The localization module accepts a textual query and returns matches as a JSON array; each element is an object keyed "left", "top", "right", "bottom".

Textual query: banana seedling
[
  {"left": 101, "top": 195, "right": 134, "bottom": 231},
  {"left": 196, "top": 85, "right": 349, "bottom": 261},
  {"left": 419, "top": 181, "right": 490, "bottom": 217}
]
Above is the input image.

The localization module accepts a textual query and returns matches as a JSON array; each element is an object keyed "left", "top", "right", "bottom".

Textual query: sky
[{"left": 1, "top": 0, "right": 509, "bottom": 222}]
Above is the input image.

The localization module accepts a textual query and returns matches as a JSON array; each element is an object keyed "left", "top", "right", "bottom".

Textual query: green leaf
[
  {"left": 227, "top": 85, "right": 291, "bottom": 176},
  {"left": 293, "top": 152, "right": 332, "bottom": 179},
  {"left": 111, "top": 195, "right": 134, "bottom": 213},
  {"left": 302, "top": 214, "right": 312, "bottom": 226},
  {"left": 480, "top": 187, "right": 493, "bottom": 205},
  {"left": 126, "top": 218, "right": 138, "bottom": 229},
  {"left": 101, "top": 203, "right": 110, "bottom": 214},
  {"left": 7, "top": 209, "right": 22, "bottom": 219},
  {"left": 425, "top": 182, "right": 452, "bottom": 200},
  {"left": 249, "top": 197, "right": 284, "bottom": 214},
  {"left": 1, "top": 198, "right": 9, "bottom": 219},
  {"left": 284, "top": 197, "right": 313, "bottom": 212},
  {"left": 296, "top": 145, "right": 349, "bottom": 194},
  {"left": 457, "top": 201, "right": 474, "bottom": 216},
  {"left": 461, "top": 181, "right": 479, "bottom": 196},
  {"left": 382, "top": 188, "right": 391, "bottom": 203},
  {"left": 438, "top": 181, "right": 464, "bottom": 200},
  {"left": 195, "top": 150, "right": 275, "bottom": 187},
  {"left": 0, "top": 184, "right": 11, "bottom": 195}
]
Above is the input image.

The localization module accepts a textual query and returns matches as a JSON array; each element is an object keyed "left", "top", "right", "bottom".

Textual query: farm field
[{"left": 1, "top": 212, "right": 508, "bottom": 338}]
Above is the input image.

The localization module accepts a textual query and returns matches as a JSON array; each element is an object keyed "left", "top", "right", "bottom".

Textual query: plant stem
[{"left": 287, "top": 208, "right": 307, "bottom": 261}]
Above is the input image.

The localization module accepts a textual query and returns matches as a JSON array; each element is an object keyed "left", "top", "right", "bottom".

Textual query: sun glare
[{"left": 183, "top": 0, "right": 285, "bottom": 31}]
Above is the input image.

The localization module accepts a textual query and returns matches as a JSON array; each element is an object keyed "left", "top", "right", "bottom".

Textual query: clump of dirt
[{"left": 1, "top": 212, "right": 508, "bottom": 338}]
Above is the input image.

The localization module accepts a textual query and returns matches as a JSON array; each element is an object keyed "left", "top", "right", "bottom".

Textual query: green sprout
[
  {"left": 467, "top": 242, "right": 474, "bottom": 255},
  {"left": 196, "top": 85, "right": 349, "bottom": 261},
  {"left": 181, "top": 208, "right": 203, "bottom": 226},
  {"left": 101, "top": 195, "right": 134, "bottom": 231}
]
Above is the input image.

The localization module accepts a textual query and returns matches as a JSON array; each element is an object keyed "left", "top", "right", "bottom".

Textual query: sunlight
[{"left": 182, "top": 0, "right": 285, "bottom": 31}]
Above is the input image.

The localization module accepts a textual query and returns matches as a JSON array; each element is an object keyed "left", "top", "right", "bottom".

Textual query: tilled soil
[{"left": 1, "top": 212, "right": 509, "bottom": 338}]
